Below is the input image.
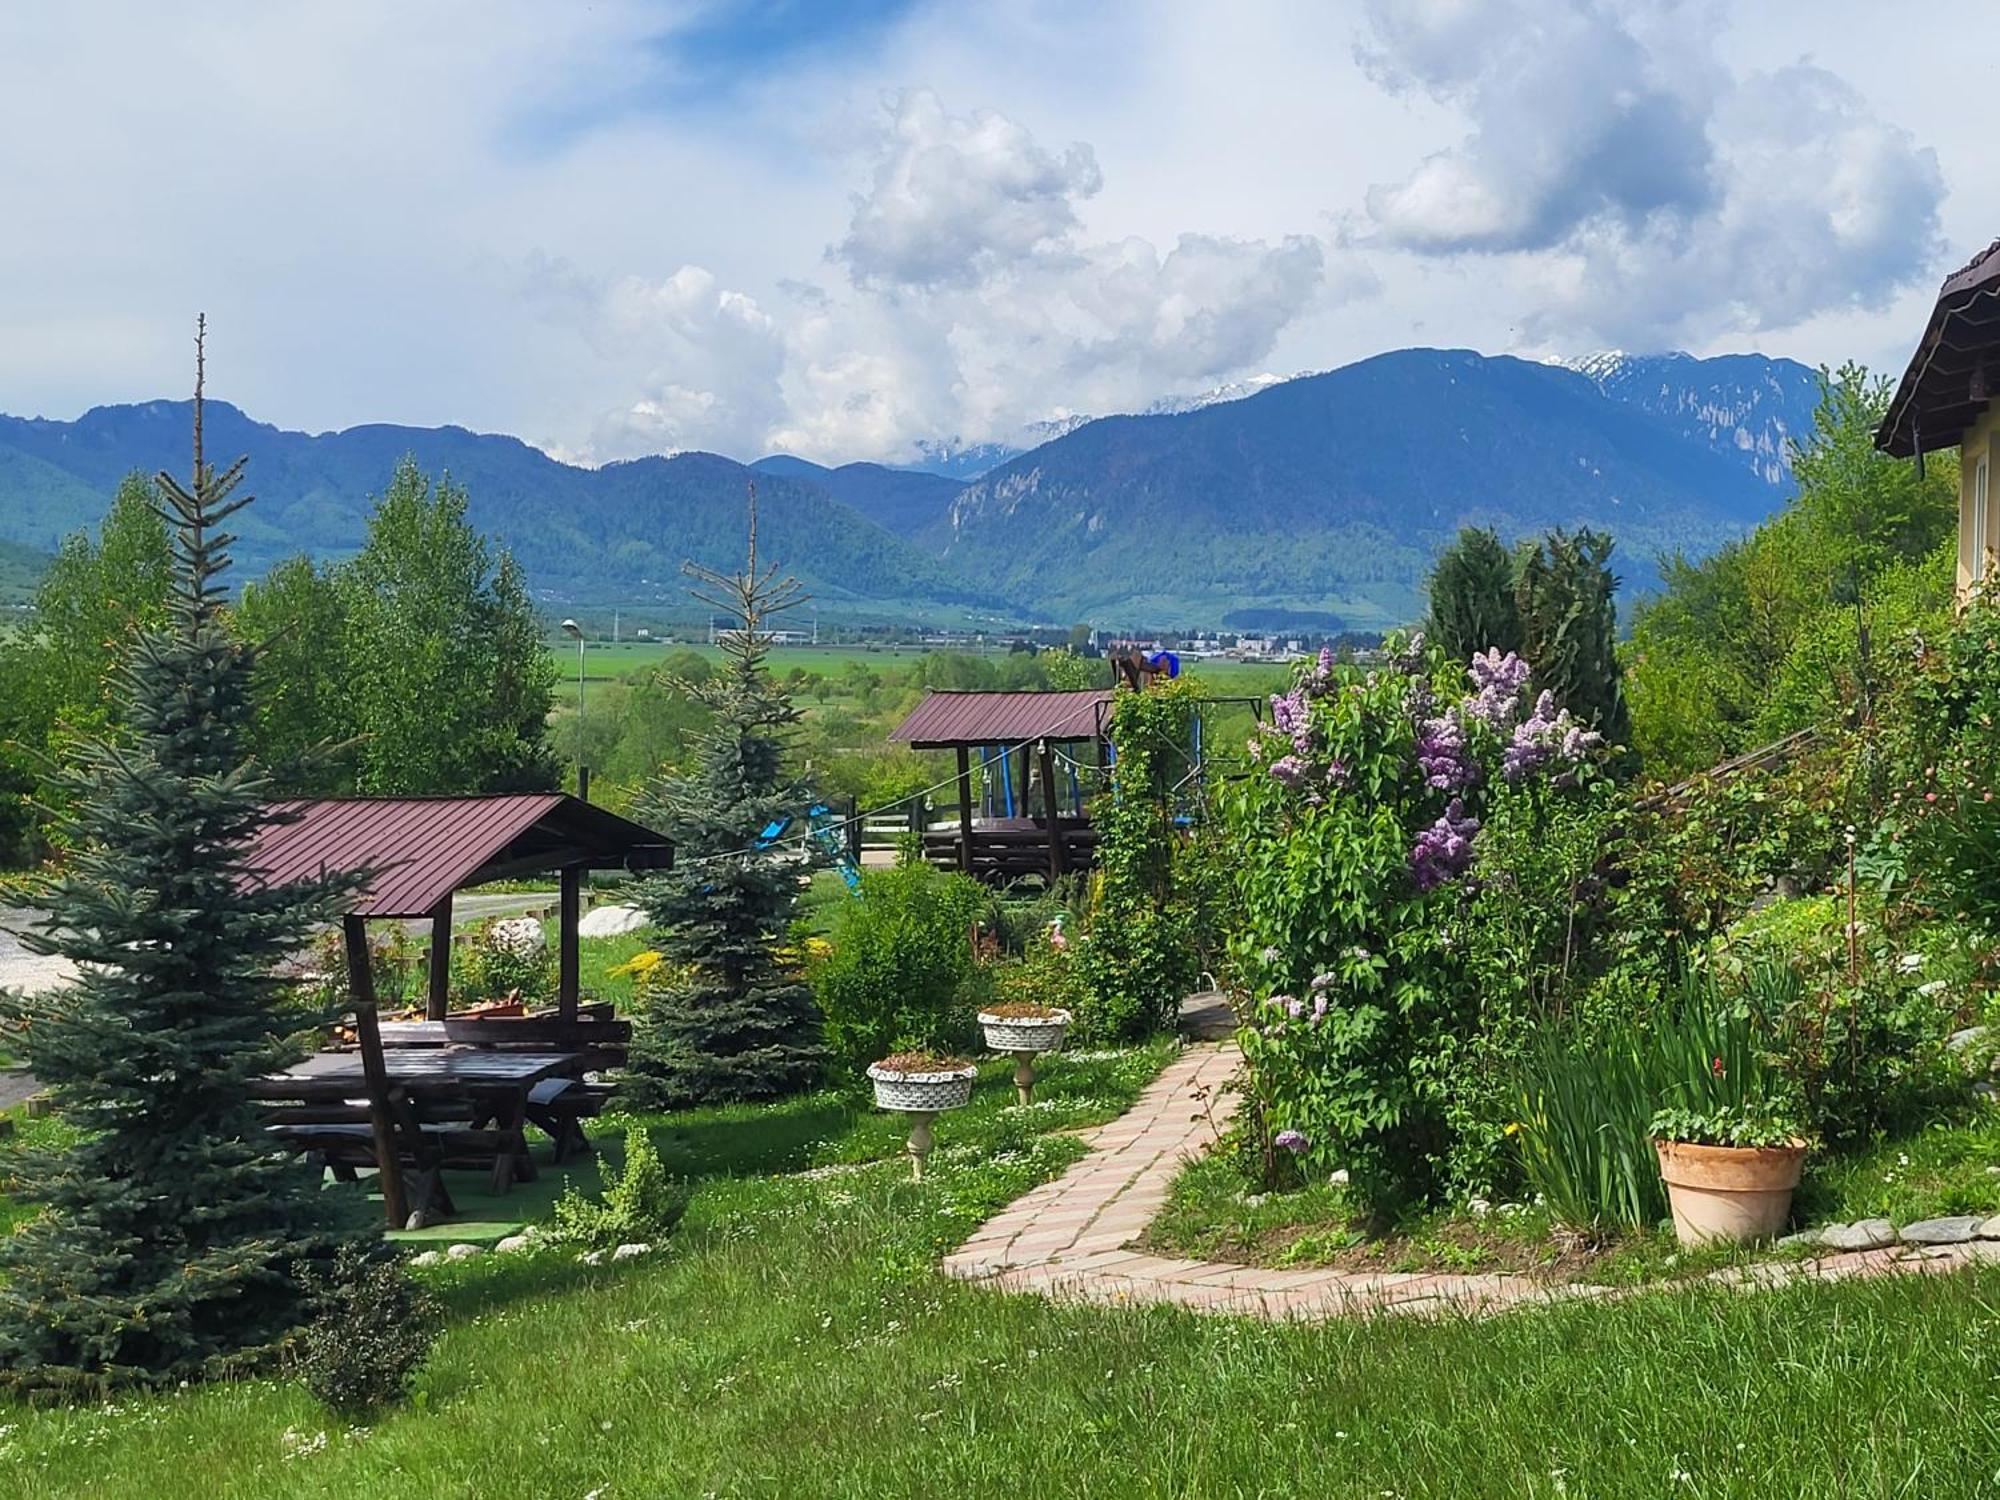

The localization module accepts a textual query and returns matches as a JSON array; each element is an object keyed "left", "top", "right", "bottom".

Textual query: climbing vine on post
[{"left": 1074, "top": 677, "right": 1204, "bottom": 1042}]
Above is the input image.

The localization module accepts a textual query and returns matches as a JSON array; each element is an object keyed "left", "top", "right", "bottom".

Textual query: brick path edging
[{"left": 942, "top": 1042, "right": 1996, "bottom": 1321}]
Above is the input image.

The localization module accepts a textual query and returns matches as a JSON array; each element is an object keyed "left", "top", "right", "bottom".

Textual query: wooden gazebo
[
  {"left": 249, "top": 793, "right": 676, "bottom": 1020},
  {"left": 888, "top": 689, "right": 1112, "bottom": 883}
]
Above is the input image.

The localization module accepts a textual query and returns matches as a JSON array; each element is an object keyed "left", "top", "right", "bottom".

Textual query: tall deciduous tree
[
  {"left": 624, "top": 489, "right": 825, "bottom": 1107},
  {"left": 1626, "top": 364, "right": 1958, "bottom": 773},
  {"left": 0, "top": 335, "right": 367, "bottom": 1394},
  {"left": 0, "top": 477, "right": 172, "bottom": 861},
  {"left": 233, "top": 457, "right": 559, "bottom": 797},
  {"left": 1426, "top": 526, "right": 1524, "bottom": 662}
]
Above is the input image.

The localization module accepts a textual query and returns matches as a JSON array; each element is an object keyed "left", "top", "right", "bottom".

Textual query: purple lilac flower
[
  {"left": 1465, "top": 648, "right": 1532, "bottom": 730},
  {"left": 1269, "top": 686, "right": 1315, "bottom": 756},
  {"left": 1309, "top": 970, "right": 1334, "bottom": 991},
  {"left": 1313, "top": 646, "right": 1336, "bottom": 687},
  {"left": 1285, "top": 995, "right": 1306, "bottom": 1019},
  {"left": 1325, "top": 757, "right": 1350, "bottom": 789},
  {"left": 1274, "top": 1129, "right": 1309, "bottom": 1154},
  {"left": 1311, "top": 993, "right": 1328, "bottom": 1021},
  {"left": 1391, "top": 630, "right": 1429, "bottom": 675},
  {"left": 1503, "top": 690, "right": 1603, "bottom": 783},
  {"left": 1269, "top": 754, "right": 1310, "bottom": 789},
  {"left": 1410, "top": 799, "right": 1481, "bottom": 891},
  {"left": 1416, "top": 711, "right": 1480, "bottom": 792}
]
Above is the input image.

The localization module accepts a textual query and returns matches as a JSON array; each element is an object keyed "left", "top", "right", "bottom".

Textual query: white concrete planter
[
  {"left": 867, "top": 1062, "right": 977, "bottom": 1114},
  {"left": 867, "top": 1060, "right": 978, "bottom": 1180},
  {"left": 978, "top": 1009, "right": 1072, "bottom": 1056}
]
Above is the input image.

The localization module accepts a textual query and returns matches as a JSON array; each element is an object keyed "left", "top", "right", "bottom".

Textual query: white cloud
[
  {"left": 559, "top": 90, "right": 1340, "bottom": 462},
  {"left": 1355, "top": 0, "right": 1944, "bottom": 347},
  {"left": 835, "top": 88, "right": 1103, "bottom": 288}
]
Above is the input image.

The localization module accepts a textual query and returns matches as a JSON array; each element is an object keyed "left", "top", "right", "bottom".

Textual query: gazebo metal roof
[
  {"left": 887, "top": 689, "right": 1114, "bottom": 750},
  {"left": 247, "top": 794, "right": 674, "bottom": 918}
]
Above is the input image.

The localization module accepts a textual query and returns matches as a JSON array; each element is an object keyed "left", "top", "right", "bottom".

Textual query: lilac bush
[{"left": 1229, "top": 631, "right": 1608, "bottom": 1212}]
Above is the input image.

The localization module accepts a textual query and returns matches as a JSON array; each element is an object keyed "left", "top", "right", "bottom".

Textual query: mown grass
[{"left": 9, "top": 1041, "right": 2000, "bottom": 1497}]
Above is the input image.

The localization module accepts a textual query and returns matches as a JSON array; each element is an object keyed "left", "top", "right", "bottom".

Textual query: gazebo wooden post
[
  {"left": 425, "top": 893, "right": 452, "bottom": 1020},
  {"left": 955, "top": 746, "right": 975, "bottom": 874},
  {"left": 558, "top": 864, "right": 582, "bottom": 1021},
  {"left": 343, "top": 914, "right": 409, "bottom": 1229},
  {"left": 1038, "top": 739, "right": 1066, "bottom": 882}
]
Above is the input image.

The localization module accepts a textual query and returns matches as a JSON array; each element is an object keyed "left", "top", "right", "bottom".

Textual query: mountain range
[{"left": 0, "top": 348, "right": 1822, "bottom": 628}]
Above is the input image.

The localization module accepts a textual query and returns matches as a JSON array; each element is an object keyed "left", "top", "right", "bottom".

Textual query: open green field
[
  {"left": 5, "top": 1038, "right": 2000, "bottom": 1499},
  {"left": 547, "top": 638, "right": 1292, "bottom": 701}
]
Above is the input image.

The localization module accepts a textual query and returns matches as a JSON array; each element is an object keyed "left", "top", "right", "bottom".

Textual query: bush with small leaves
[{"left": 291, "top": 1246, "right": 442, "bottom": 1415}]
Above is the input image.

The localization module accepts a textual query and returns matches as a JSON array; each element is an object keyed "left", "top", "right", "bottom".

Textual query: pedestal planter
[
  {"left": 978, "top": 1008, "right": 1071, "bottom": 1104},
  {"left": 867, "top": 1059, "right": 978, "bottom": 1180},
  {"left": 1654, "top": 1138, "right": 1808, "bottom": 1247}
]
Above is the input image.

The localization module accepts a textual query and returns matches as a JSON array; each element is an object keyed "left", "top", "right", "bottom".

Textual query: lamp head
[{"left": 561, "top": 619, "right": 583, "bottom": 640}]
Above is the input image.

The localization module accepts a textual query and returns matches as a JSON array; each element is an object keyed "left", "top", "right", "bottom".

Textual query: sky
[{"left": 1, "top": 1, "right": 1991, "bottom": 467}]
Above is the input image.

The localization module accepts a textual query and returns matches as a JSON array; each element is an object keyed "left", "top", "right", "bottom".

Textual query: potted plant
[
  {"left": 866, "top": 1051, "right": 978, "bottom": 1179},
  {"left": 977, "top": 1002, "right": 1071, "bottom": 1104},
  {"left": 1650, "top": 1102, "right": 1808, "bottom": 1247}
]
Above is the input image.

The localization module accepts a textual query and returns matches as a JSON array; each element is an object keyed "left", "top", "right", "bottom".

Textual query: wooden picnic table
[{"left": 254, "top": 1047, "right": 587, "bottom": 1208}]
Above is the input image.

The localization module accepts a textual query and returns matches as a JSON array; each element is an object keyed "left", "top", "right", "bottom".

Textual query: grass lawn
[{"left": 9, "top": 1043, "right": 2000, "bottom": 1496}]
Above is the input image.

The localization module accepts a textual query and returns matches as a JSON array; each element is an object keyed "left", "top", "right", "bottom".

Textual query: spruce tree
[
  {"left": 0, "top": 325, "right": 368, "bottom": 1395},
  {"left": 623, "top": 486, "right": 825, "bottom": 1107}
]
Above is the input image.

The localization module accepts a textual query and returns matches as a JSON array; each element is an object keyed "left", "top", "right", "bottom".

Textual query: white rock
[
  {"left": 407, "top": 1249, "right": 444, "bottom": 1267},
  {"left": 488, "top": 916, "right": 547, "bottom": 958},
  {"left": 1976, "top": 1215, "right": 2000, "bottom": 1240},
  {"left": 612, "top": 1242, "right": 653, "bottom": 1260},
  {"left": 1777, "top": 1229, "right": 1822, "bottom": 1250},
  {"left": 1949, "top": 1026, "right": 1989, "bottom": 1054},
  {"left": 579, "top": 905, "right": 649, "bottom": 938},
  {"left": 1819, "top": 1219, "right": 1898, "bottom": 1252},
  {"left": 1467, "top": 1197, "right": 1492, "bottom": 1219},
  {"left": 1899, "top": 1215, "right": 1981, "bottom": 1246},
  {"left": 580, "top": 1249, "right": 606, "bottom": 1265},
  {"left": 445, "top": 1242, "right": 485, "bottom": 1260},
  {"left": 495, "top": 1233, "right": 535, "bottom": 1254},
  {"left": 1328, "top": 1168, "right": 1350, "bottom": 1186}
]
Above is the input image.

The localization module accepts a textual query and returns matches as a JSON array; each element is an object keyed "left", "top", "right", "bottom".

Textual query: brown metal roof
[
  {"left": 1877, "top": 238, "right": 2000, "bottom": 457},
  {"left": 888, "top": 689, "right": 1114, "bottom": 749},
  {"left": 247, "top": 794, "right": 674, "bottom": 918}
]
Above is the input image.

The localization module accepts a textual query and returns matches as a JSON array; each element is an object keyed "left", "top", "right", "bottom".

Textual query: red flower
[{"left": 1711, "top": 1056, "right": 1726, "bottom": 1079}]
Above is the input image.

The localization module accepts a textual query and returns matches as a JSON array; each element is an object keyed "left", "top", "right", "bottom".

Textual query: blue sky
[{"left": 0, "top": 1, "right": 1987, "bottom": 465}]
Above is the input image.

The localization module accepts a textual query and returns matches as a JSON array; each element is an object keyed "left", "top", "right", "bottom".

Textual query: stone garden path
[{"left": 943, "top": 1003, "right": 1999, "bottom": 1321}]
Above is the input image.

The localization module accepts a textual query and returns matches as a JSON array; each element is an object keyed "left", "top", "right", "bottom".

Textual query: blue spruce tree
[{"left": 0, "top": 324, "right": 368, "bottom": 1394}]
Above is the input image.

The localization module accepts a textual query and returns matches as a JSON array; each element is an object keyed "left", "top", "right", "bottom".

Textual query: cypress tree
[
  {"left": 0, "top": 325, "right": 368, "bottom": 1395},
  {"left": 623, "top": 487, "right": 825, "bottom": 1107},
  {"left": 1426, "top": 526, "right": 1524, "bottom": 661},
  {"left": 1516, "top": 526, "right": 1631, "bottom": 746}
]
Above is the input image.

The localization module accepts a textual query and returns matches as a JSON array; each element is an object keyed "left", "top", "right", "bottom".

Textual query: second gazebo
[{"left": 888, "top": 688, "right": 1112, "bottom": 884}]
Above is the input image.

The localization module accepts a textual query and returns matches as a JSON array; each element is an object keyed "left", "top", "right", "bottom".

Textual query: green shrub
[
  {"left": 457, "top": 916, "right": 555, "bottom": 1007},
  {"left": 990, "top": 931, "right": 1091, "bottom": 1019},
  {"left": 811, "top": 862, "right": 987, "bottom": 1073},
  {"left": 548, "top": 1124, "right": 688, "bottom": 1249},
  {"left": 291, "top": 1246, "right": 442, "bottom": 1415}
]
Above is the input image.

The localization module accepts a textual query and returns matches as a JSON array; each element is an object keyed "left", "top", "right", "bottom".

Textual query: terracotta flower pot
[{"left": 1654, "top": 1138, "right": 1807, "bottom": 1247}]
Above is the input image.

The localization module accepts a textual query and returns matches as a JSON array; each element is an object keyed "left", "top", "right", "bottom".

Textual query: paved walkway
[{"left": 944, "top": 1036, "right": 1998, "bottom": 1321}]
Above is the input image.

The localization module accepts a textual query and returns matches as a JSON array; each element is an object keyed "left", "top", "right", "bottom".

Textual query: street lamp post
[{"left": 561, "top": 618, "right": 587, "bottom": 800}]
